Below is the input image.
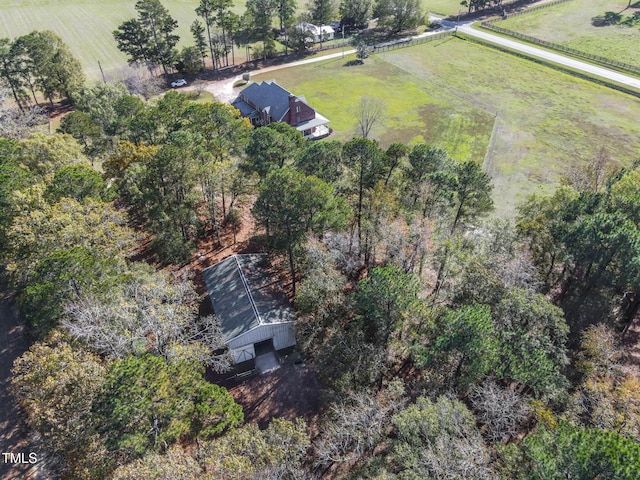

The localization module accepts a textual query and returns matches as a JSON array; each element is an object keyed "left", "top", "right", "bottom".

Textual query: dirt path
[{"left": 0, "top": 298, "right": 45, "bottom": 480}]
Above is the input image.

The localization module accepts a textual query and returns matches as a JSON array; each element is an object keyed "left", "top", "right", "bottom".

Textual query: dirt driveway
[{"left": 0, "top": 299, "right": 45, "bottom": 480}]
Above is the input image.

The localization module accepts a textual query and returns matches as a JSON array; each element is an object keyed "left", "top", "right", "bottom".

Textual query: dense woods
[
  {"left": 1, "top": 67, "right": 639, "bottom": 479},
  {"left": 0, "top": 0, "right": 638, "bottom": 478}
]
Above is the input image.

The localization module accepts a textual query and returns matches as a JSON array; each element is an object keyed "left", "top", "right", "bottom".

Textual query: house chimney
[{"left": 288, "top": 94, "right": 299, "bottom": 125}]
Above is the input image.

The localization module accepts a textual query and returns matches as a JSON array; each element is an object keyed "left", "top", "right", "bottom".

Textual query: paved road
[{"left": 436, "top": 20, "right": 640, "bottom": 90}]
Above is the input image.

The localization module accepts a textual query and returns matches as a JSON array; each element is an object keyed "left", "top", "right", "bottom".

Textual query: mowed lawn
[
  {"left": 253, "top": 37, "right": 640, "bottom": 217},
  {"left": 422, "top": 0, "right": 465, "bottom": 16},
  {"left": 498, "top": 0, "right": 640, "bottom": 66},
  {"left": 0, "top": 0, "right": 230, "bottom": 83}
]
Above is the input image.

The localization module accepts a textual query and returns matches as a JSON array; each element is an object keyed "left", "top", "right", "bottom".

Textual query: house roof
[
  {"left": 238, "top": 80, "right": 293, "bottom": 122},
  {"left": 202, "top": 254, "right": 296, "bottom": 343},
  {"left": 231, "top": 98, "right": 259, "bottom": 118}
]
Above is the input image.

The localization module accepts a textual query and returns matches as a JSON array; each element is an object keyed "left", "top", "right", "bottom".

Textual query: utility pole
[
  {"left": 342, "top": 26, "right": 345, "bottom": 58},
  {"left": 98, "top": 61, "right": 106, "bottom": 84},
  {"left": 455, "top": 10, "right": 461, "bottom": 35}
]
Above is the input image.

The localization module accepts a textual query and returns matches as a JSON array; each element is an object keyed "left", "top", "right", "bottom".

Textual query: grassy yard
[
  {"left": 498, "top": 0, "right": 640, "bottom": 66},
  {"left": 253, "top": 37, "right": 640, "bottom": 217},
  {"left": 422, "top": 0, "right": 465, "bottom": 16},
  {"left": 253, "top": 47, "right": 494, "bottom": 161}
]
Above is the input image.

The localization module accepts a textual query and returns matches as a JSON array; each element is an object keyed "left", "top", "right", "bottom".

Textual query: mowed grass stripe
[
  {"left": 253, "top": 38, "right": 640, "bottom": 217},
  {"left": 0, "top": 0, "right": 206, "bottom": 82}
]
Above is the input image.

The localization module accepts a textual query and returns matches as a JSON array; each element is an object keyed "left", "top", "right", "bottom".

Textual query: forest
[
  {"left": 1, "top": 0, "right": 640, "bottom": 468},
  {"left": 0, "top": 70, "right": 639, "bottom": 479}
]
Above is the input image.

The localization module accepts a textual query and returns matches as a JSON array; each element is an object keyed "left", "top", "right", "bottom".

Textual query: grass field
[
  {"left": 0, "top": 0, "right": 465, "bottom": 84},
  {"left": 253, "top": 37, "right": 640, "bottom": 216},
  {"left": 498, "top": 0, "right": 640, "bottom": 66},
  {"left": 0, "top": 0, "right": 230, "bottom": 83},
  {"left": 422, "top": 0, "right": 464, "bottom": 16},
  {"left": 253, "top": 48, "right": 494, "bottom": 162}
]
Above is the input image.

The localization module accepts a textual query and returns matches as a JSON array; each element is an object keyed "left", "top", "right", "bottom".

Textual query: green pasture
[
  {"left": 0, "top": 0, "right": 461, "bottom": 84},
  {"left": 0, "top": 0, "right": 239, "bottom": 83},
  {"left": 423, "top": 0, "right": 465, "bottom": 17},
  {"left": 253, "top": 37, "right": 640, "bottom": 217},
  {"left": 253, "top": 49, "right": 493, "bottom": 161},
  {"left": 498, "top": 0, "right": 640, "bottom": 67}
]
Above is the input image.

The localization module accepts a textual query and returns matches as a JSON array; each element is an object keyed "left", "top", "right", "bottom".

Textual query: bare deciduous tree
[
  {"left": 392, "top": 395, "right": 495, "bottom": 479},
  {"left": 122, "top": 69, "right": 164, "bottom": 100},
  {"left": 563, "top": 147, "right": 613, "bottom": 194},
  {"left": 314, "top": 382, "right": 405, "bottom": 466},
  {"left": 377, "top": 216, "right": 431, "bottom": 275},
  {"left": 470, "top": 381, "right": 530, "bottom": 443},
  {"left": 575, "top": 323, "right": 623, "bottom": 378},
  {"left": 355, "top": 95, "right": 385, "bottom": 139},
  {"left": 62, "top": 271, "right": 231, "bottom": 372},
  {"left": 0, "top": 87, "right": 47, "bottom": 139}
]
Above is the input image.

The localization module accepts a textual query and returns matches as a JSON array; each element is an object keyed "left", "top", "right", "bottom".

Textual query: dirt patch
[
  {"left": 135, "top": 197, "right": 262, "bottom": 296},
  {"left": 0, "top": 297, "right": 47, "bottom": 480},
  {"left": 211, "top": 361, "right": 325, "bottom": 434}
]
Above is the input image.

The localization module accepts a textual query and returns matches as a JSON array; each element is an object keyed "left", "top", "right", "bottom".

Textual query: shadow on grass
[
  {"left": 591, "top": 11, "right": 623, "bottom": 26},
  {"left": 344, "top": 59, "right": 364, "bottom": 66},
  {"left": 592, "top": 9, "right": 640, "bottom": 26}
]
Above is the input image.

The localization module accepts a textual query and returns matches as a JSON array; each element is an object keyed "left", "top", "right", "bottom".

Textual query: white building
[
  {"left": 298, "top": 22, "right": 335, "bottom": 42},
  {"left": 203, "top": 254, "right": 297, "bottom": 371}
]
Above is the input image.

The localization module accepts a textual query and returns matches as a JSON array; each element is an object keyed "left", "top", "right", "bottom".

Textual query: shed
[
  {"left": 298, "top": 22, "right": 335, "bottom": 42},
  {"left": 203, "top": 254, "right": 297, "bottom": 366}
]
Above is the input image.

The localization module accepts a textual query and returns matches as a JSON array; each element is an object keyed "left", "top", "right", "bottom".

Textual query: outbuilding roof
[{"left": 203, "top": 254, "right": 296, "bottom": 342}]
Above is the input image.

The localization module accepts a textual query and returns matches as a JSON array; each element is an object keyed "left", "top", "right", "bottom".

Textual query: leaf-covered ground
[{"left": 0, "top": 298, "right": 46, "bottom": 479}]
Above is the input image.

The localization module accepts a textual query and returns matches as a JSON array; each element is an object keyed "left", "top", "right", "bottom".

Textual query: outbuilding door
[{"left": 254, "top": 339, "right": 280, "bottom": 374}]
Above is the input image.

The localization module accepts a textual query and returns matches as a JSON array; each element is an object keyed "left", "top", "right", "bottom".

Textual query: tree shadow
[
  {"left": 591, "top": 11, "right": 622, "bottom": 26},
  {"left": 344, "top": 59, "right": 364, "bottom": 66}
]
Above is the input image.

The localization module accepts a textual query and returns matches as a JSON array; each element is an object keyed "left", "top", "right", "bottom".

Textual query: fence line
[
  {"left": 371, "top": 30, "right": 454, "bottom": 53},
  {"left": 483, "top": 0, "right": 574, "bottom": 23},
  {"left": 480, "top": 0, "right": 640, "bottom": 76},
  {"left": 480, "top": 23, "right": 640, "bottom": 75},
  {"left": 310, "top": 40, "right": 351, "bottom": 54},
  {"left": 482, "top": 115, "right": 501, "bottom": 177},
  {"left": 456, "top": 0, "right": 547, "bottom": 22}
]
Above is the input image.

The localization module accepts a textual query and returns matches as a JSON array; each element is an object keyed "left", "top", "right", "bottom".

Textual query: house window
[{"left": 296, "top": 106, "right": 300, "bottom": 113}]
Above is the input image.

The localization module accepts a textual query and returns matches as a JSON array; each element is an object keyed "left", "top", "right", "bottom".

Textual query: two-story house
[{"left": 231, "top": 80, "right": 331, "bottom": 140}]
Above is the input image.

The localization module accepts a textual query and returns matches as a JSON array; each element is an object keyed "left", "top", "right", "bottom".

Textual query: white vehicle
[{"left": 171, "top": 79, "right": 187, "bottom": 88}]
